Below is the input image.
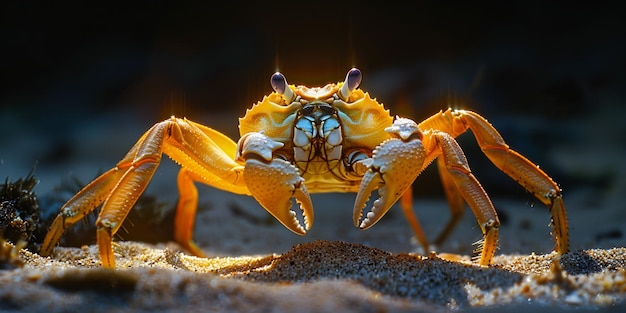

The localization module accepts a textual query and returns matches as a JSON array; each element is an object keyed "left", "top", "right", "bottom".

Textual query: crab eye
[
  {"left": 271, "top": 72, "right": 295, "bottom": 103},
  {"left": 338, "top": 68, "right": 362, "bottom": 101}
]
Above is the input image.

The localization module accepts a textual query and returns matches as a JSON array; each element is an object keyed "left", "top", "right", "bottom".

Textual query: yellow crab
[{"left": 40, "top": 68, "right": 569, "bottom": 268}]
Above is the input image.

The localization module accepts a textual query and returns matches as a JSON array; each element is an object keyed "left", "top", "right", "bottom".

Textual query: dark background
[
  {"left": 4, "top": 2, "right": 623, "bottom": 120},
  {"left": 1, "top": 2, "right": 625, "bottom": 246}
]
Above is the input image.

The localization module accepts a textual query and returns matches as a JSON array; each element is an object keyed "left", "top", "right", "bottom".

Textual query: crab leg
[
  {"left": 415, "top": 109, "right": 570, "bottom": 255},
  {"left": 455, "top": 110, "right": 569, "bottom": 254},
  {"left": 430, "top": 131, "right": 499, "bottom": 266},
  {"left": 173, "top": 168, "right": 205, "bottom": 258},
  {"left": 40, "top": 167, "right": 127, "bottom": 258},
  {"left": 433, "top": 156, "right": 468, "bottom": 244},
  {"left": 354, "top": 116, "right": 499, "bottom": 265},
  {"left": 42, "top": 122, "right": 167, "bottom": 267},
  {"left": 398, "top": 156, "right": 467, "bottom": 252},
  {"left": 399, "top": 188, "right": 430, "bottom": 252},
  {"left": 96, "top": 157, "right": 160, "bottom": 267},
  {"left": 41, "top": 117, "right": 249, "bottom": 267}
]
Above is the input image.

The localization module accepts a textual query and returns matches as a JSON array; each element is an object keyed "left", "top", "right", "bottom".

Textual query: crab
[{"left": 40, "top": 68, "right": 569, "bottom": 268}]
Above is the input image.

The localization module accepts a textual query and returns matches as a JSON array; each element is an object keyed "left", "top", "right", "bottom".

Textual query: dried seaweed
[{"left": 0, "top": 170, "right": 42, "bottom": 251}]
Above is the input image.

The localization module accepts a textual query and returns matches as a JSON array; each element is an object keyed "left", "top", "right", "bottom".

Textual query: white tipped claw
[
  {"left": 353, "top": 169, "right": 390, "bottom": 229},
  {"left": 293, "top": 184, "right": 314, "bottom": 231},
  {"left": 243, "top": 158, "right": 314, "bottom": 235},
  {"left": 353, "top": 133, "right": 426, "bottom": 230}
]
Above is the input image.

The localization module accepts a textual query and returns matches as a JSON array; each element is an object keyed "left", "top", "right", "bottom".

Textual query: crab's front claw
[
  {"left": 238, "top": 132, "right": 314, "bottom": 235},
  {"left": 353, "top": 117, "right": 426, "bottom": 229}
]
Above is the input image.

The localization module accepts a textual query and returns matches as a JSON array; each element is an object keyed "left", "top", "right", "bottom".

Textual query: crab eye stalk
[
  {"left": 271, "top": 72, "right": 296, "bottom": 103},
  {"left": 338, "top": 68, "right": 362, "bottom": 101}
]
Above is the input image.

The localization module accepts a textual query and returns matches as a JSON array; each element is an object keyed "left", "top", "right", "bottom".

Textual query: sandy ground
[
  {"left": 1, "top": 190, "right": 625, "bottom": 312},
  {"left": 1, "top": 240, "right": 625, "bottom": 312}
]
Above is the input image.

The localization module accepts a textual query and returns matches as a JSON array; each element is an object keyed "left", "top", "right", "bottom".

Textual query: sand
[{"left": 1, "top": 195, "right": 625, "bottom": 313}]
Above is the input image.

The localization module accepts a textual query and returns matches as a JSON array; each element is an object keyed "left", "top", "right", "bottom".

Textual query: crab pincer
[
  {"left": 353, "top": 117, "right": 426, "bottom": 229},
  {"left": 237, "top": 132, "right": 314, "bottom": 234}
]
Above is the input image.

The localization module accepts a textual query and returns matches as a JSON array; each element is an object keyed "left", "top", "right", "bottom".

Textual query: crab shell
[{"left": 238, "top": 78, "right": 394, "bottom": 192}]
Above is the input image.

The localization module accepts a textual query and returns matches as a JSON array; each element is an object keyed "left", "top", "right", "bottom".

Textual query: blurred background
[{"left": 1, "top": 2, "right": 625, "bottom": 254}]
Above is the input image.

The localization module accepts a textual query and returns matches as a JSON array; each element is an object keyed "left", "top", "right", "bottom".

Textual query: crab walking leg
[
  {"left": 398, "top": 152, "right": 472, "bottom": 253},
  {"left": 40, "top": 168, "right": 127, "bottom": 257},
  {"left": 42, "top": 117, "right": 250, "bottom": 267},
  {"left": 398, "top": 155, "right": 468, "bottom": 252},
  {"left": 92, "top": 119, "right": 184, "bottom": 268},
  {"left": 434, "top": 156, "right": 467, "bottom": 245},
  {"left": 173, "top": 169, "right": 206, "bottom": 258},
  {"left": 433, "top": 132, "right": 499, "bottom": 266},
  {"left": 96, "top": 158, "right": 159, "bottom": 267},
  {"left": 457, "top": 111, "right": 569, "bottom": 254},
  {"left": 40, "top": 130, "right": 154, "bottom": 257},
  {"left": 399, "top": 188, "right": 431, "bottom": 252}
]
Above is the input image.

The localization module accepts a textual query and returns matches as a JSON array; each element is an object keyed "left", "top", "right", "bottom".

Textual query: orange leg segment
[
  {"left": 398, "top": 129, "right": 499, "bottom": 265},
  {"left": 434, "top": 156, "right": 467, "bottom": 245},
  {"left": 173, "top": 169, "right": 206, "bottom": 258},
  {"left": 458, "top": 111, "right": 569, "bottom": 254},
  {"left": 41, "top": 117, "right": 248, "bottom": 268},
  {"left": 95, "top": 159, "right": 162, "bottom": 267},
  {"left": 399, "top": 158, "right": 466, "bottom": 252},
  {"left": 434, "top": 132, "right": 499, "bottom": 266},
  {"left": 40, "top": 167, "right": 126, "bottom": 258},
  {"left": 399, "top": 188, "right": 430, "bottom": 252},
  {"left": 399, "top": 157, "right": 467, "bottom": 254}
]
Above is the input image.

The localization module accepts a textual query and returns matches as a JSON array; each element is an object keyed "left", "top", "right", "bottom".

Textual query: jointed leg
[
  {"left": 399, "top": 188, "right": 430, "bottom": 252},
  {"left": 434, "top": 156, "right": 467, "bottom": 245},
  {"left": 458, "top": 111, "right": 569, "bottom": 254},
  {"left": 95, "top": 152, "right": 162, "bottom": 267},
  {"left": 173, "top": 168, "right": 206, "bottom": 257},
  {"left": 434, "top": 132, "right": 499, "bottom": 266},
  {"left": 398, "top": 158, "right": 466, "bottom": 253},
  {"left": 40, "top": 167, "right": 126, "bottom": 257},
  {"left": 41, "top": 117, "right": 249, "bottom": 268}
]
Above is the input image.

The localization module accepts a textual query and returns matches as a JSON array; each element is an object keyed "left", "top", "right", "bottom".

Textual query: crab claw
[
  {"left": 238, "top": 132, "right": 314, "bottom": 235},
  {"left": 353, "top": 117, "right": 426, "bottom": 229}
]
